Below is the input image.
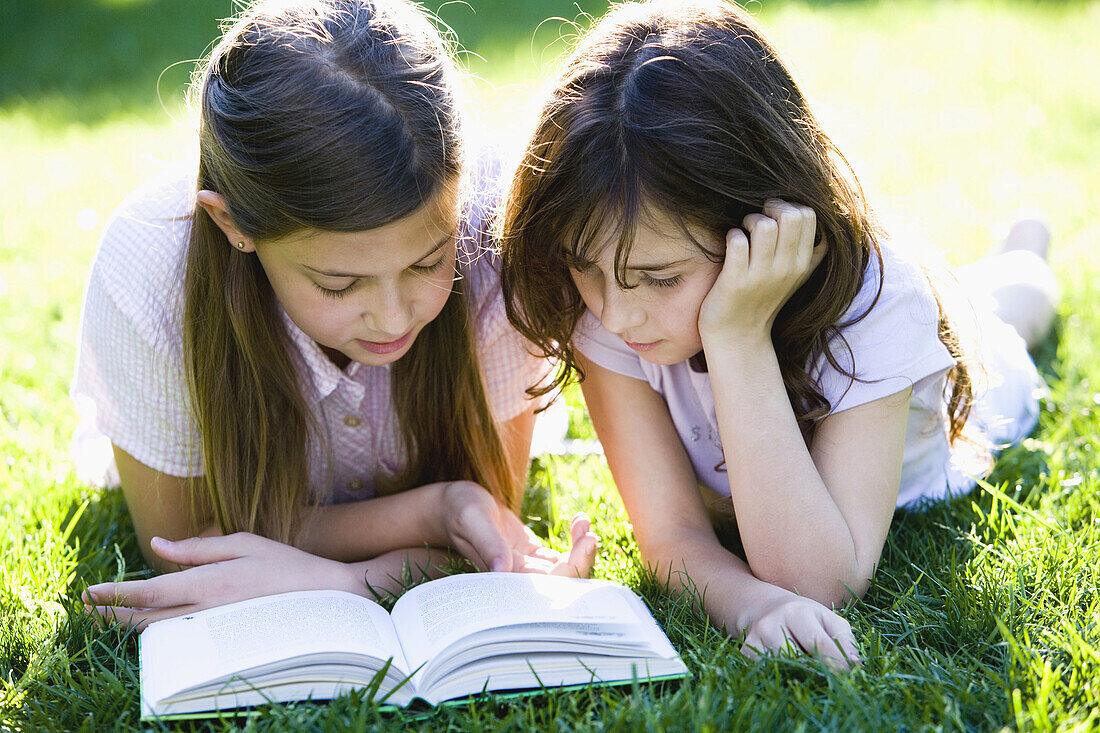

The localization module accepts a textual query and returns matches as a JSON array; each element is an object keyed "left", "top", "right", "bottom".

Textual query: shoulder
[
  {"left": 87, "top": 167, "right": 197, "bottom": 348},
  {"left": 814, "top": 239, "right": 955, "bottom": 414},
  {"left": 841, "top": 239, "right": 939, "bottom": 329},
  {"left": 835, "top": 239, "right": 945, "bottom": 345}
]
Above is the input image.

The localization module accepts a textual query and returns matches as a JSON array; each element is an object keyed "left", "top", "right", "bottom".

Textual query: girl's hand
[
  {"left": 82, "top": 533, "right": 360, "bottom": 631},
  {"left": 737, "top": 589, "right": 861, "bottom": 671},
  {"left": 698, "top": 199, "right": 826, "bottom": 349},
  {"left": 441, "top": 481, "right": 598, "bottom": 578}
]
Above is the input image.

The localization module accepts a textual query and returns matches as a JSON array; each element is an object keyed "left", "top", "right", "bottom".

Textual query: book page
[
  {"left": 140, "top": 590, "right": 408, "bottom": 705},
  {"left": 390, "top": 573, "right": 648, "bottom": 672}
]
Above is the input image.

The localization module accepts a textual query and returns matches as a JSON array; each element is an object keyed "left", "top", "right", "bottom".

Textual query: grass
[{"left": 2, "top": 0, "right": 1100, "bottom": 729}]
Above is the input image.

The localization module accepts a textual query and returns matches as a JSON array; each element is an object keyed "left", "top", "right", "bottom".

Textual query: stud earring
[{"left": 236, "top": 241, "right": 246, "bottom": 250}]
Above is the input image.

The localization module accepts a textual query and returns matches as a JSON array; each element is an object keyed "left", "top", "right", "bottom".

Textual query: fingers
[
  {"left": 722, "top": 227, "right": 750, "bottom": 274},
  {"left": 148, "top": 533, "right": 254, "bottom": 568},
  {"left": 82, "top": 536, "right": 258, "bottom": 610},
  {"left": 740, "top": 620, "right": 794, "bottom": 662},
  {"left": 740, "top": 632, "right": 765, "bottom": 661},
  {"left": 809, "top": 242, "right": 827, "bottom": 271},
  {"left": 784, "top": 612, "right": 859, "bottom": 672},
  {"left": 86, "top": 603, "right": 194, "bottom": 633},
  {"left": 450, "top": 499, "right": 514, "bottom": 573},
  {"left": 83, "top": 573, "right": 192, "bottom": 612},
  {"left": 742, "top": 212, "right": 779, "bottom": 264},
  {"left": 451, "top": 533, "right": 511, "bottom": 573},
  {"left": 512, "top": 513, "right": 599, "bottom": 578},
  {"left": 763, "top": 197, "right": 815, "bottom": 251},
  {"left": 562, "top": 513, "right": 598, "bottom": 579},
  {"left": 738, "top": 599, "right": 861, "bottom": 672},
  {"left": 821, "top": 610, "right": 862, "bottom": 668},
  {"left": 748, "top": 199, "right": 818, "bottom": 273},
  {"left": 81, "top": 539, "right": 250, "bottom": 627}
]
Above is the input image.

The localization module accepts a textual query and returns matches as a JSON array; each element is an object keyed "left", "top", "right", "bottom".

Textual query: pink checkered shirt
[{"left": 71, "top": 161, "right": 547, "bottom": 502}]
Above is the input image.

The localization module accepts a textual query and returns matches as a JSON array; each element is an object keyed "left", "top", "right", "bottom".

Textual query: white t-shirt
[
  {"left": 71, "top": 161, "right": 547, "bottom": 502},
  {"left": 574, "top": 242, "right": 1042, "bottom": 508}
]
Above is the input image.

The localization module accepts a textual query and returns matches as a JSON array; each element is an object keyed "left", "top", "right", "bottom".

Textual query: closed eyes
[
  {"left": 640, "top": 272, "right": 684, "bottom": 288},
  {"left": 313, "top": 256, "right": 449, "bottom": 299}
]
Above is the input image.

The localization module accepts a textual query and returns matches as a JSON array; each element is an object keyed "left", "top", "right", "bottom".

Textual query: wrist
[
  {"left": 340, "top": 557, "right": 393, "bottom": 599},
  {"left": 729, "top": 580, "right": 794, "bottom": 633},
  {"left": 699, "top": 321, "right": 772, "bottom": 354},
  {"left": 700, "top": 332, "right": 777, "bottom": 370},
  {"left": 423, "top": 482, "right": 455, "bottom": 547}
]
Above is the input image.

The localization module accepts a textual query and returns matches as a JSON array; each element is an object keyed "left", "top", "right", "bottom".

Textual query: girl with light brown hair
[{"left": 75, "top": 0, "right": 595, "bottom": 628}]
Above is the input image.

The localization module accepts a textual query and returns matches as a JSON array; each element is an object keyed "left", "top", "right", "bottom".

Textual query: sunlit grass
[{"left": 3, "top": 0, "right": 1099, "bottom": 729}]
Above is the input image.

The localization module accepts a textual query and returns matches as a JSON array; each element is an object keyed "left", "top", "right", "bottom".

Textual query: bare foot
[
  {"left": 999, "top": 217, "right": 1050, "bottom": 260},
  {"left": 985, "top": 218, "right": 1058, "bottom": 349}
]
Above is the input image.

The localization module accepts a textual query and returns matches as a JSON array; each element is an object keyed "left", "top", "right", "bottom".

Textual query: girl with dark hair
[
  {"left": 500, "top": 0, "right": 1057, "bottom": 666},
  {"left": 75, "top": 0, "right": 595, "bottom": 629}
]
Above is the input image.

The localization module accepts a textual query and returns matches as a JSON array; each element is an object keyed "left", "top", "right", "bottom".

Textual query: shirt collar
[
  {"left": 279, "top": 308, "right": 343, "bottom": 401},
  {"left": 278, "top": 308, "right": 391, "bottom": 403}
]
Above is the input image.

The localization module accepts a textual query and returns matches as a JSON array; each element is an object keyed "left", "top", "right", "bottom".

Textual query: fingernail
[{"left": 490, "top": 557, "right": 506, "bottom": 572}]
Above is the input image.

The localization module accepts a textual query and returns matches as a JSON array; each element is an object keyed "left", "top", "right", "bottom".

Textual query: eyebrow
[
  {"left": 567, "top": 252, "right": 694, "bottom": 273},
  {"left": 303, "top": 230, "right": 456, "bottom": 278},
  {"left": 624, "top": 257, "right": 694, "bottom": 272}
]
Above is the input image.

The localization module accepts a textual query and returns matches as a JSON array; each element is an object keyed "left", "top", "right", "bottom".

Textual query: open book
[{"left": 138, "top": 573, "right": 688, "bottom": 718}]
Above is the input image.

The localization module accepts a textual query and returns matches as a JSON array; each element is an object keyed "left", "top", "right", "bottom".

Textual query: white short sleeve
[
  {"left": 70, "top": 171, "right": 203, "bottom": 478},
  {"left": 811, "top": 245, "right": 956, "bottom": 416}
]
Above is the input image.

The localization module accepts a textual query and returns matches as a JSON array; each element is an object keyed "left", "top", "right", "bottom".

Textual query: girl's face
[
  {"left": 569, "top": 211, "right": 723, "bottom": 365},
  {"left": 255, "top": 190, "right": 460, "bottom": 367}
]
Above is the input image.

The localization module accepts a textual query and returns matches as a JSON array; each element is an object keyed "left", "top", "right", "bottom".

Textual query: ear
[{"left": 196, "top": 190, "right": 255, "bottom": 253}]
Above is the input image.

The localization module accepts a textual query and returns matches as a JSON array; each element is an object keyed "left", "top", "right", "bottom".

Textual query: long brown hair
[
  {"left": 501, "top": 0, "right": 971, "bottom": 444},
  {"left": 183, "top": 0, "right": 515, "bottom": 544}
]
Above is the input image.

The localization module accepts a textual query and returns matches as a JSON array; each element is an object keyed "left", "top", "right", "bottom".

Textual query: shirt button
[
  {"left": 343, "top": 415, "right": 362, "bottom": 427},
  {"left": 347, "top": 479, "right": 364, "bottom": 491}
]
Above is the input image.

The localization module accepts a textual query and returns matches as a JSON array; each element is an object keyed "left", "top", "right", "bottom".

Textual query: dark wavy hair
[
  {"left": 183, "top": 0, "right": 515, "bottom": 543},
  {"left": 500, "top": 0, "right": 971, "bottom": 444}
]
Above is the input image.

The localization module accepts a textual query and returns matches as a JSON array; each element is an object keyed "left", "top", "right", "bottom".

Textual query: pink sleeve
[
  {"left": 71, "top": 268, "right": 202, "bottom": 476},
  {"left": 476, "top": 292, "right": 551, "bottom": 423},
  {"left": 70, "top": 174, "right": 203, "bottom": 477}
]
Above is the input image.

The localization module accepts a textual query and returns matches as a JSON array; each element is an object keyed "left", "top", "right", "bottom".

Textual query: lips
[
  {"left": 356, "top": 329, "right": 413, "bottom": 355},
  {"left": 623, "top": 339, "right": 660, "bottom": 352}
]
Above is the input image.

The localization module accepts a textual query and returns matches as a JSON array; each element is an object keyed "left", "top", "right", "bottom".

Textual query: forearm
[
  {"left": 644, "top": 527, "right": 805, "bottom": 634},
  {"left": 295, "top": 483, "right": 453, "bottom": 562},
  {"left": 706, "top": 341, "right": 861, "bottom": 603}
]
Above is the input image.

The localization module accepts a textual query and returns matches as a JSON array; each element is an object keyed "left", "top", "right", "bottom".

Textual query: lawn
[{"left": 2, "top": 0, "right": 1100, "bottom": 729}]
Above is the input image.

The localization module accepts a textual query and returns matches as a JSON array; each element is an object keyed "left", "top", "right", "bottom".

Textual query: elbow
[
  {"left": 817, "top": 572, "right": 871, "bottom": 608},
  {"left": 752, "top": 555, "right": 871, "bottom": 609}
]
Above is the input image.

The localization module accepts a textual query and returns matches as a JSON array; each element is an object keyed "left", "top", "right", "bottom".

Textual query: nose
[
  {"left": 598, "top": 281, "right": 644, "bottom": 335},
  {"left": 363, "top": 281, "right": 414, "bottom": 338}
]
